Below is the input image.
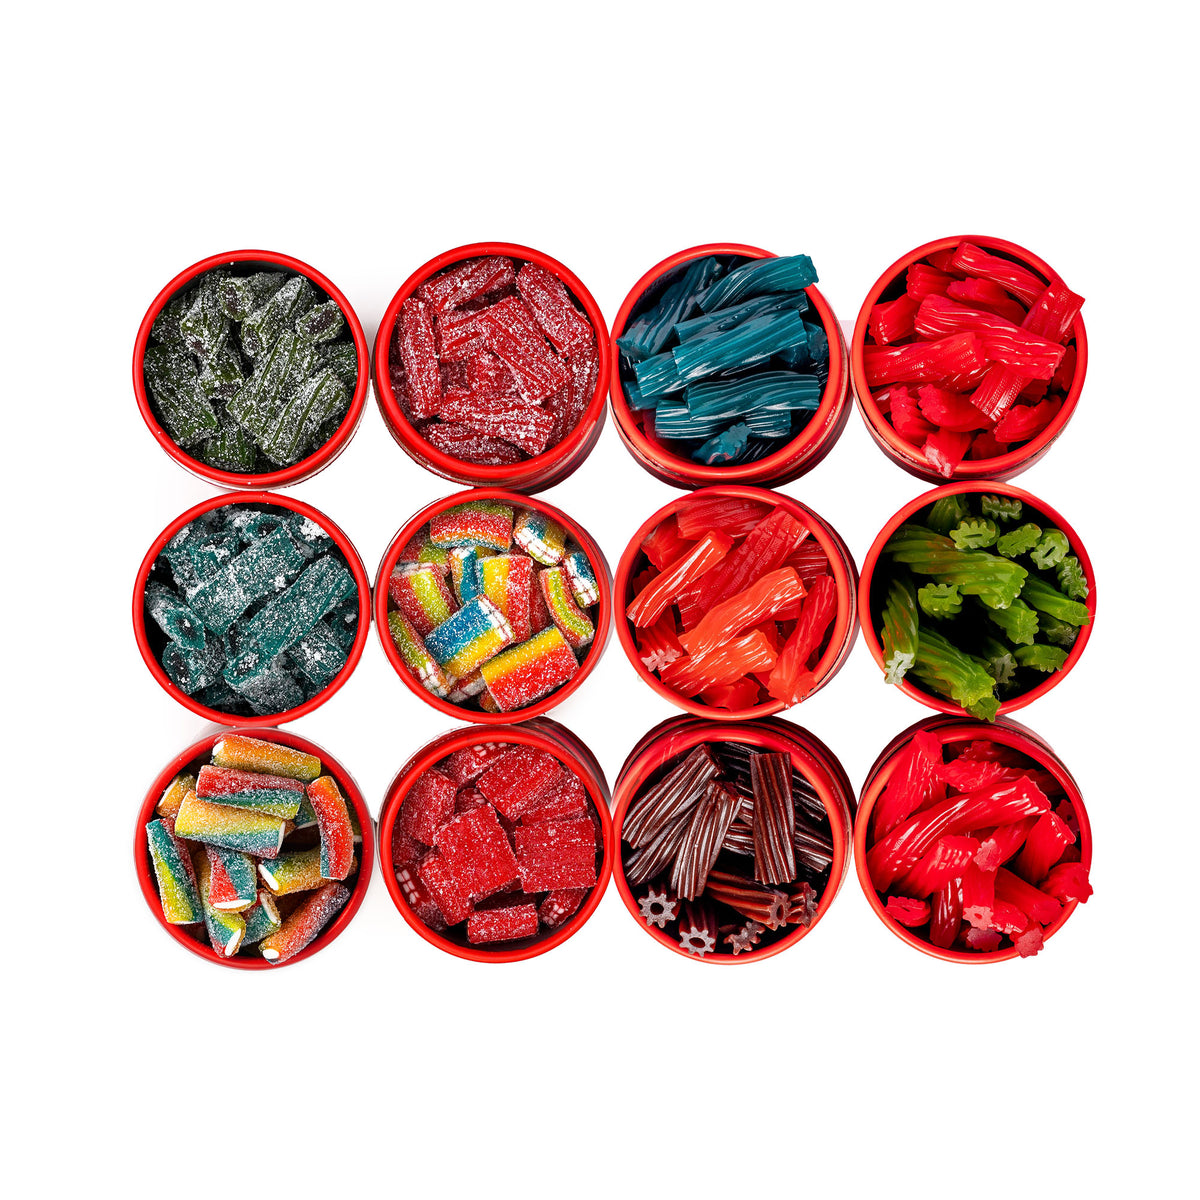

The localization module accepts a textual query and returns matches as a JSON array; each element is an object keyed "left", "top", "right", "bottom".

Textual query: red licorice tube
[
  {"left": 659, "top": 630, "right": 778, "bottom": 697},
  {"left": 863, "top": 332, "right": 989, "bottom": 388},
  {"left": 893, "top": 836, "right": 979, "bottom": 898},
  {"left": 766, "top": 574, "right": 838, "bottom": 705},
  {"left": 1011, "top": 811, "right": 1075, "bottom": 885},
  {"left": 949, "top": 242, "right": 1046, "bottom": 306},
  {"left": 1040, "top": 861, "right": 1093, "bottom": 904},
  {"left": 994, "top": 868, "right": 1062, "bottom": 926},
  {"left": 641, "top": 517, "right": 694, "bottom": 571},
  {"left": 674, "top": 496, "right": 770, "bottom": 540},
  {"left": 871, "top": 729, "right": 944, "bottom": 840},
  {"left": 885, "top": 895, "right": 931, "bottom": 927},
  {"left": 960, "top": 863, "right": 996, "bottom": 929},
  {"left": 929, "top": 879, "right": 963, "bottom": 949},
  {"left": 678, "top": 568, "right": 806, "bottom": 660},
  {"left": 974, "top": 817, "right": 1039, "bottom": 872},
  {"left": 626, "top": 530, "right": 734, "bottom": 628}
]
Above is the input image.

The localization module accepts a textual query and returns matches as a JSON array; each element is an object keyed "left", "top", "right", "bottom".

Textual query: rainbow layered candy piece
[
  {"left": 389, "top": 563, "right": 456, "bottom": 638},
  {"left": 387, "top": 501, "right": 603, "bottom": 714},
  {"left": 144, "top": 734, "right": 362, "bottom": 964}
]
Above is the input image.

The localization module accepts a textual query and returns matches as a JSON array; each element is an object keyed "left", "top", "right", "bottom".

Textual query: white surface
[{"left": 7, "top": 4, "right": 1193, "bottom": 1196}]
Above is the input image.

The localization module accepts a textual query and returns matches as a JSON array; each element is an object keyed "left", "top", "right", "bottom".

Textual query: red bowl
[
  {"left": 133, "top": 249, "right": 369, "bottom": 489},
  {"left": 372, "top": 242, "right": 610, "bottom": 493},
  {"left": 858, "top": 481, "right": 1096, "bottom": 717},
  {"left": 614, "top": 485, "right": 858, "bottom": 719},
  {"left": 134, "top": 490, "right": 372, "bottom": 726},
  {"left": 611, "top": 715, "right": 854, "bottom": 963},
  {"left": 377, "top": 718, "right": 612, "bottom": 962},
  {"left": 850, "top": 234, "right": 1087, "bottom": 484},
  {"left": 854, "top": 715, "right": 1092, "bottom": 963},
  {"left": 374, "top": 488, "right": 612, "bottom": 723},
  {"left": 608, "top": 243, "right": 850, "bottom": 490},
  {"left": 135, "top": 727, "right": 374, "bottom": 970}
]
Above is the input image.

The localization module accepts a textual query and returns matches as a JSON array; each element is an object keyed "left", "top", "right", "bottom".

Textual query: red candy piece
[
  {"left": 398, "top": 298, "right": 443, "bottom": 420},
  {"left": 395, "top": 860, "right": 446, "bottom": 930},
  {"left": 562, "top": 337, "right": 600, "bottom": 428},
  {"left": 679, "top": 567, "right": 805, "bottom": 660},
  {"left": 922, "top": 426, "right": 973, "bottom": 477},
  {"left": 1040, "top": 861, "right": 1092, "bottom": 904},
  {"left": 477, "top": 747, "right": 564, "bottom": 821},
  {"left": 894, "top": 836, "right": 979, "bottom": 898},
  {"left": 914, "top": 296, "right": 1066, "bottom": 379},
  {"left": 945, "top": 278, "right": 1027, "bottom": 324},
  {"left": 1011, "top": 811, "right": 1076, "bottom": 885},
  {"left": 659, "top": 630, "right": 777, "bottom": 697},
  {"left": 626, "top": 530, "right": 734, "bottom": 628},
  {"left": 636, "top": 609, "right": 683, "bottom": 673},
  {"left": 417, "top": 852, "right": 474, "bottom": 925},
  {"left": 674, "top": 496, "right": 770, "bottom": 540},
  {"left": 916, "top": 385, "right": 989, "bottom": 432},
  {"left": 400, "top": 769, "right": 457, "bottom": 845},
  {"left": 477, "top": 296, "right": 570, "bottom": 403},
  {"left": 391, "top": 824, "right": 423, "bottom": 868},
  {"left": 905, "top": 263, "right": 954, "bottom": 300},
  {"left": 436, "top": 308, "right": 487, "bottom": 360},
  {"left": 949, "top": 242, "right": 1045, "bottom": 306},
  {"left": 435, "top": 805, "right": 521, "bottom": 901},
  {"left": 523, "top": 773, "right": 590, "bottom": 824},
  {"left": 766, "top": 573, "right": 838, "bottom": 705},
  {"left": 436, "top": 392, "right": 555, "bottom": 456},
  {"left": 869, "top": 294, "right": 919, "bottom": 345},
  {"left": 641, "top": 516, "right": 695, "bottom": 571},
  {"left": 873, "top": 729, "right": 944, "bottom": 840},
  {"left": 422, "top": 421, "right": 526, "bottom": 465},
  {"left": 515, "top": 819, "right": 598, "bottom": 892},
  {"left": 885, "top": 895, "right": 931, "bottom": 927},
  {"left": 961, "top": 863, "right": 997, "bottom": 929},
  {"left": 994, "top": 868, "right": 1062, "bottom": 926},
  {"left": 444, "top": 743, "right": 508, "bottom": 786},
  {"left": 516, "top": 262, "right": 593, "bottom": 353},
  {"left": 699, "top": 677, "right": 762, "bottom": 710},
  {"left": 886, "top": 386, "right": 937, "bottom": 440},
  {"left": 929, "top": 879, "right": 963, "bottom": 949},
  {"left": 863, "top": 332, "right": 989, "bottom": 388},
  {"left": 539, "top": 888, "right": 587, "bottom": 929},
  {"left": 467, "top": 904, "right": 539, "bottom": 944},
  {"left": 992, "top": 398, "right": 1061, "bottom": 443},
  {"left": 419, "top": 255, "right": 515, "bottom": 315}
]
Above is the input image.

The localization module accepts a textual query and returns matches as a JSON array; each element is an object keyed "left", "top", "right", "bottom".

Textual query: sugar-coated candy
[
  {"left": 417, "top": 852, "right": 475, "bottom": 925},
  {"left": 196, "top": 764, "right": 305, "bottom": 820},
  {"left": 515, "top": 819, "right": 598, "bottom": 892},
  {"left": 449, "top": 545, "right": 489, "bottom": 603},
  {"left": 434, "top": 805, "right": 520, "bottom": 900},
  {"left": 538, "top": 566, "right": 594, "bottom": 649},
  {"left": 258, "top": 847, "right": 326, "bottom": 895},
  {"left": 156, "top": 774, "right": 196, "bottom": 822},
  {"left": 444, "top": 743, "right": 508, "bottom": 785},
  {"left": 513, "top": 508, "right": 568, "bottom": 566},
  {"left": 563, "top": 549, "right": 599, "bottom": 608},
  {"left": 479, "top": 626, "right": 579, "bottom": 712},
  {"left": 479, "top": 554, "right": 535, "bottom": 643},
  {"left": 400, "top": 768, "right": 457, "bottom": 844},
  {"left": 259, "top": 882, "right": 349, "bottom": 964},
  {"left": 146, "top": 819, "right": 203, "bottom": 925},
  {"left": 425, "top": 596, "right": 515, "bottom": 680},
  {"left": 467, "top": 905, "right": 539, "bottom": 944},
  {"left": 389, "top": 563, "right": 457, "bottom": 638},
  {"left": 204, "top": 844, "right": 259, "bottom": 912},
  {"left": 175, "top": 789, "right": 286, "bottom": 859},
  {"left": 388, "top": 610, "right": 451, "bottom": 698},
  {"left": 307, "top": 775, "right": 355, "bottom": 881},
  {"left": 538, "top": 888, "right": 587, "bottom": 930},
  {"left": 144, "top": 582, "right": 207, "bottom": 650},
  {"left": 477, "top": 746, "right": 564, "bottom": 821},
  {"left": 241, "top": 891, "right": 282, "bottom": 944},
  {"left": 211, "top": 733, "right": 320, "bottom": 782},
  {"left": 429, "top": 500, "right": 515, "bottom": 552},
  {"left": 196, "top": 851, "right": 247, "bottom": 957}
]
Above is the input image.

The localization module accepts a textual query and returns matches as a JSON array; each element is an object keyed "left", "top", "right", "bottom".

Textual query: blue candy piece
[
  {"left": 673, "top": 292, "right": 807, "bottom": 342},
  {"left": 632, "top": 350, "right": 684, "bottom": 399},
  {"left": 697, "top": 254, "right": 818, "bottom": 313},
  {"left": 694, "top": 423, "right": 751, "bottom": 464},
  {"left": 617, "top": 256, "right": 723, "bottom": 363},
  {"left": 652, "top": 403, "right": 732, "bottom": 440},
  {"left": 685, "top": 372, "right": 822, "bottom": 420},
  {"left": 671, "top": 310, "right": 808, "bottom": 383}
]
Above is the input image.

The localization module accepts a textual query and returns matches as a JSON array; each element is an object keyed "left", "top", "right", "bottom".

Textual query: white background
[{"left": 6, "top": 4, "right": 1194, "bottom": 1196}]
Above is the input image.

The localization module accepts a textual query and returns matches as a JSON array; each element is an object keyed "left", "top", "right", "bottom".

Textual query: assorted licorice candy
[
  {"left": 143, "top": 503, "right": 360, "bottom": 718},
  {"left": 862, "top": 241, "right": 1084, "bottom": 476},
  {"left": 862, "top": 729, "right": 1091, "bottom": 957},
  {"left": 388, "top": 255, "right": 599, "bottom": 465},
  {"left": 617, "top": 253, "right": 828, "bottom": 465},
  {"left": 144, "top": 735, "right": 362, "bottom": 964},
  {"left": 625, "top": 493, "right": 843, "bottom": 711},
  {"left": 386, "top": 499, "right": 601, "bottom": 713},
  {"left": 143, "top": 265, "right": 357, "bottom": 473},
  {"left": 621, "top": 741, "right": 834, "bottom": 958},
  {"left": 390, "top": 742, "right": 602, "bottom": 949},
  {"left": 870, "top": 491, "right": 1092, "bottom": 719}
]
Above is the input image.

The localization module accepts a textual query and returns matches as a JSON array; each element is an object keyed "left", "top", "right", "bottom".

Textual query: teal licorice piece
[
  {"left": 143, "top": 344, "right": 220, "bottom": 445},
  {"left": 685, "top": 372, "right": 821, "bottom": 420},
  {"left": 694, "top": 423, "right": 750, "bottom": 464},
  {"left": 632, "top": 350, "right": 684, "bottom": 399},
  {"left": 163, "top": 639, "right": 226, "bottom": 695},
  {"left": 227, "top": 330, "right": 318, "bottom": 441},
  {"left": 200, "top": 415, "right": 257, "bottom": 473},
  {"left": 926, "top": 494, "right": 972, "bottom": 537},
  {"left": 144, "top": 582, "right": 207, "bottom": 649},
  {"left": 622, "top": 379, "right": 653, "bottom": 410},
  {"left": 285, "top": 511, "right": 334, "bottom": 558},
  {"left": 287, "top": 621, "right": 347, "bottom": 691},
  {"left": 742, "top": 408, "right": 793, "bottom": 438},
  {"left": 240, "top": 275, "right": 317, "bottom": 357},
  {"left": 671, "top": 310, "right": 809, "bottom": 384},
  {"left": 777, "top": 320, "right": 829, "bottom": 370},
  {"left": 258, "top": 368, "right": 349, "bottom": 465},
  {"left": 188, "top": 525, "right": 309, "bottom": 634},
  {"left": 225, "top": 658, "right": 306, "bottom": 716},
  {"left": 198, "top": 343, "right": 246, "bottom": 400},
  {"left": 160, "top": 521, "right": 206, "bottom": 591},
  {"left": 195, "top": 676, "right": 241, "bottom": 713},
  {"left": 188, "top": 528, "right": 242, "bottom": 582},
  {"left": 151, "top": 293, "right": 188, "bottom": 345},
  {"left": 617, "top": 256, "right": 722, "bottom": 363},
  {"left": 231, "top": 555, "right": 356, "bottom": 666},
  {"left": 1021, "top": 575, "right": 1091, "bottom": 626},
  {"left": 219, "top": 271, "right": 286, "bottom": 321},
  {"left": 180, "top": 270, "right": 231, "bottom": 360},
  {"left": 228, "top": 508, "right": 284, "bottom": 542},
  {"left": 326, "top": 598, "right": 359, "bottom": 651},
  {"left": 984, "top": 597, "right": 1039, "bottom": 646},
  {"left": 698, "top": 254, "right": 818, "bottom": 313},
  {"left": 652, "top": 402, "right": 731, "bottom": 440},
  {"left": 320, "top": 342, "right": 359, "bottom": 386},
  {"left": 295, "top": 300, "right": 346, "bottom": 344},
  {"left": 674, "top": 293, "right": 807, "bottom": 342}
]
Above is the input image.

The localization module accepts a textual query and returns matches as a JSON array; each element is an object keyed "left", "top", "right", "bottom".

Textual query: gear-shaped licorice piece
[
  {"left": 637, "top": 887, "right": 678, "bottom": 929},
  {"left": 725, "top": 920, "right": 765, "bottom": 955},
  {"left": 677, "top": 900, "right": 718, "bottom": 957},
  {"left": 788, "top": 881, "right": 820, "bottom": 927}
]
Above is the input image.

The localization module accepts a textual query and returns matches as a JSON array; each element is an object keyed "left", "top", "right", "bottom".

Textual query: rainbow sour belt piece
[
  {"left": 425, "top": 597, "right": 515, "bottom": 679},
  {"left": 197, "top": 851, "right": 247, "bottom": 957},
  {"left": 205, "top": 844, "right": 259, "bottom": 911},
  {"left": 307, "top": 774, "right": 355, "bottom": 880},
  {"left": 174, "top": 789, "right": 286, "bottom": 859},
  {"left": 259, "top": 881, "right": 349, "bottom": 964},
  {"left": 480, "top": 555, "right": 534, "bottom": 642},
  {"left": 146, "top": 819, "right": 203, "bottom": 925},
  {"left": 449, "top": 546, "right": 490, "bottom": 603},
  {"left": 563, "top": 549, "right": 600, "bottom": 608},
  {"left": 480, "top": 626, "right": 580, "bottom": 711},
  {"left": 539, "top": 566, "right": 595, "bottom": 649},
  {"left": 389, "top": 563, "right": 457, "bottom": 638},
  {"left": 210, "top": 734, "right": 321, "bottom": 782},
  {"left": 388, "top": 610, "right": 451, "bottom": 697},
  {"left": 513, "top": 509, "right": 568, "bottom": 566},
  {"left": 429, "top": 500, "right": 515, "bottom": 552},
  {"left": 196, "top": 764, "right": 305, "bottom": 819}
]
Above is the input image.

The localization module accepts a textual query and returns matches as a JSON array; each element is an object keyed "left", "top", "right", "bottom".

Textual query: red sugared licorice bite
[
  {"left": 391, "top": 743, "right": 602, "bottom": 949},
  {"left": 628, "top": 494, "right": 837, "bottom": 710},
  {"left": 388, "top": 255, "right": 599, "bottom": 466},
  {"left": 865, "top": 731, "right": 1091, "bottom": 957},
  {"left": 864, "top": 242, "right": 1084, "bottom": 477}
]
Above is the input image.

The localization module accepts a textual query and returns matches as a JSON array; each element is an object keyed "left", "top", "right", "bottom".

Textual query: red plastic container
[
  {"left": 611, "top": 715, "right": 853, "bottom": 963},
  {"left": 134, "top": 490, "right": 372, "bottom": 726},
  {"left": 136, "top": 727, "right": 373, "bottom": 970},
  {"left": 134, "top": 249, "right": 369, "bottom": 489},
  {"left": 374, "top": 488, "right": 612, "bottom": 723},
  {"left": 850, "top": 234, "right": 1087, "bottom": 484},
  {"left": 614, "top": 486, "right": 858, "bottom": 719},
  {"left": 377, "top": 718, "right": 612, "bottom": 962},
  {"left": 855, "top": 715, "right": 1092, "bottom": 963},
  {"left": 858, "top": 481, "right": 1096, "bottom": 717},
  {"left": 372, "top": 242, "right": 611, "bottom": 493},
  {"left": 608, "top": 243, "right": 850, "bottom": 489}
]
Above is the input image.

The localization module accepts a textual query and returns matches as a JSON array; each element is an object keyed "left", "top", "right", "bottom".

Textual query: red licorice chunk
[
  {"left": 477, "top": 746, "right": 565, "bottom": 821},
  {"left": 467, "top": 904, "right": 539, "bottom": 944},
  {"left": 515, "top": 819, "right": 598, "bottom": 892},
  {"left": 400, "top": 768, "right": 457, "bottom": 845}
]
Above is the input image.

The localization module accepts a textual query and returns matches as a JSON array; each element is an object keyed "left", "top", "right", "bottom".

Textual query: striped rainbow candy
[
  {"left": 388, "top": 610, "right": 451, "bottom": 697},
  {"left": 539, "top": 566, "right": 595, "bottom": 649},
  {"left": 389, "top": 563, "right": 457, "bottom": 637},
  {"left": 425, "top": 597, "right": 514, "bottom": 680},
  {"left": 480, "top": 554, "right": 534, "bottom": 642},
  {"left": 197, "top": 850, "right": 247, "bottom": 957},
  {"left": 196, "top": 764, "right": 305, "bottom": 819},
  {"left": 205, "top": 844, "right": 258, "bottom": 911},
  {"left": 480, "top": 626, "right": 579, "bottom": 712},
  {"left": 174, "top": 789, "right": 286, "bottom": 859},
  {"left": 146, "top": 818, "right": 202, "bottom": 925},
  {"left": 428, "top": 500, "right": 515, "bottom": 552},
  {"left": 513, "top": 509, "right": 568, "bottom": 565},
  {"left": 564, "top": 549, "right": 600, "bottom": 608},
  {"left": 242, "top": 891, "right": 282, "bottom": 945},
  {"left": 211, "top": 734, "right": 321, "bottom": 782},
  {"left": 260, "top": 882, "right": 350, "bottom": 964}
]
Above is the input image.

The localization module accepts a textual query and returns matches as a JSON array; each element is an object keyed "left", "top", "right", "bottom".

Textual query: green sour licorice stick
[
  {"left": 320, "top": 342, "right": 359, "bottom": 386},
  {"left": 241, "top": 275, "right": 316, "bottom": 358},
  {"left": 1014, "top": 644, "right": 1069, "bottom": 673},
  {"left": 980, "top": 494, "right": 1023, "bottom": 523},
  {"left": 926, "top": 495, "right": 972, "bottom": 536},
  {"left": 984, "top": 596, "right": 1040, "bottom": 646},
  {"left": 151, "top": 293, "right": 188, "bottom": 345},
  {"left": 295, "top": 300, "right": 346, "bottom": 344},
  {"left": 258, "top": 368, "right": 347, "bottom": 465},
  {"left": 143, "top": 344, "right": 221, "bottom": 445},
  {"left": 911, "top": 627, "right": 997, "bottom": 710},
  {"left": 1021, "top": 575, "right": 1092, "bottom": 626},
  {"left": 980, "top": 636, "right": 1019, "bottom": 687},
  {"left": 1030, "top": 529, "right": 1070, "bottom": 569},
  {"left": 1038, "top": 613, "right": 1080, "bottom": 648},
  {"left": 198, "top": 343, "right": 246, "bottom": 400},
  {"left": 884, "top": 525, "right": 1027, "bottom": 609},
  {"left": 200, "top": 417, "right": 257, "bottom": 473},
  {"left": 698, "top": 254, "right": 818, "bottom": 313},
  {"left": 996, "top": 523, "right": 1042, "bottom": 558},
  {"left": 220, "top": 271, "right": 286, "bottom": 321},
  {"left": 180, "top": 271, "right": 231, "bottom": 360},
  {"left": 918, "top": 582, "right": 963, "bottom": 618},
  {"left": 880, "top": 576, "right": 919, "bottom": 685},
  {"left": 1057, "top": 555, "right": 1089, "bottom": 601}
]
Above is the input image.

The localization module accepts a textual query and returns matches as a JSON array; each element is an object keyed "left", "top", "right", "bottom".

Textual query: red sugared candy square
[
  {"left": 400, "top": 768, "right": 457, "bottom": 845},
  {"left": 435, "top": 805, "right": 520, "bottom": 901},
  {"left": 467, "top": 904, "right": 539, "bottom": 944},
  {"left": 395, "top": 861, "right": 447, "bottom": 931},
  {"left": 417, "top": 851, "right": 474, "bottom": 925},
  {"left": 522, "top": 772, "right": 590, "bottom": 824},
  {"left": 477, "top": 747, "right": 564, "bottom": 821},
  {"left": 539, "top": 888, "right": 587, "bottom": 929},
  {"left": 515, "top": 818, "right": 598, "bottom": 892},
  {"left": 444, "top": 743, "right": 508, "bottom": 786},
  {"left": 391, "top": 823, "right": 424, "bottom": 868}
]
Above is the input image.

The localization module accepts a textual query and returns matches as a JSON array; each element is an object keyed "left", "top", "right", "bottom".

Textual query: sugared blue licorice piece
[
  {"left": 163, "top": 638, "right": 226, "bottom": 695},
  {"left": 617, "top": 256, "right": 723, "bottom": 364},
  {"left": 673, "top": 292, "right": 807, "bottom": 343},
  {"left": 144, "top": 582, "right": 207, "bottom": 650},
  {"left": 671, "top": 309, "right": 809, "bottom": 383},
  {"left": 685, "top": 372, "right": 822, "bottom": 420},
  {"left": 287, "top": 621, "right": 348, "bottom": 691},
  {"left": 694, "top": 422, "right": 751, "bottom": 464},
  {"left": 697, "top": 254, "right": 818, "bottom": 313}
]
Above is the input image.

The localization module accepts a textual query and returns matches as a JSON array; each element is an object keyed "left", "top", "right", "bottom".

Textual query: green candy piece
[
  {"left": 163, "top": 638, "right": 226, "bottom": 695},
  {"left": 258, "top": 368, "right": 349, "bottom": 465},
  {"left": 980, "top": 636, "right": 1019, "bottom": 688},
  {"left": 966, "top": 694, "right": 1002, "bottom": 722},
  {"left": 295, "top": 300, "right": 346, "bottom": 344},
  {"left": 1014, "top": 644, "right": 1069, "bottom": 673},
  {"left": 151, "top": 293, "right": 189, "bottom": 346},
  {"left": 200, "top": 415, "right": 257, "bottom": 473},
  {"left": 180, "top": 271, "right": 231, "bottom": 360},
  {"left": 228, "top": 331, "right": 319, "bottom": 446},
  {"left": 984, "top": 597, "right": 1039, "bottom": 646},
  {"left": 910, "top": 627, "right": 997, "bottom": 714},
  {"left": 320, "top": 342, "right": 359, "bottom": 386},
  {"left": 980, "top": 494, "right": 1024, "bottom": 523},
  {"left": 884, "top": 524, "right": 1027, "bottom": 610},
  {"left": 926, "top": 494, "right": 972, "bottom": 536},
  {"left": 950, "top": 518, "right": 998, "bottom": 550},
  {"left": 880, "top": 577, "right": 919, "bottom": 685},
  {"left": 1021, "top": 576, "right": 1092, "bottom": 626},
  {"left": 1056, "top": 555, "right": 1089, "bottom": 601},
  {"left": 220, "top": 271, "right": 286, "bottom": 321},
  {"left": 1030, "top": 529, "right": 1070, "bottom": 569},
  {"left": 143, "top": 344, "right": 220, "bottom": 446},
  {"left": 144, "top": 582, "right": 206, "bottom": 650},
  {"left": 198, "top": 344, "right": 246, "bottom": 400},
  {"left": 1039, "top": 614, "right": 1080, "bottom": 648},
  {"left": 286, "top": 621, "right": 348, "bottom": 691},
  {"left": 996, "top": 523, "right": 1042, "bottom": 558},
  {"left": 240, "top": 275, "right": 317, "bottom": 357},
  {"left": 918, "top": 582, "right": 963, "bottom": 618}
]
